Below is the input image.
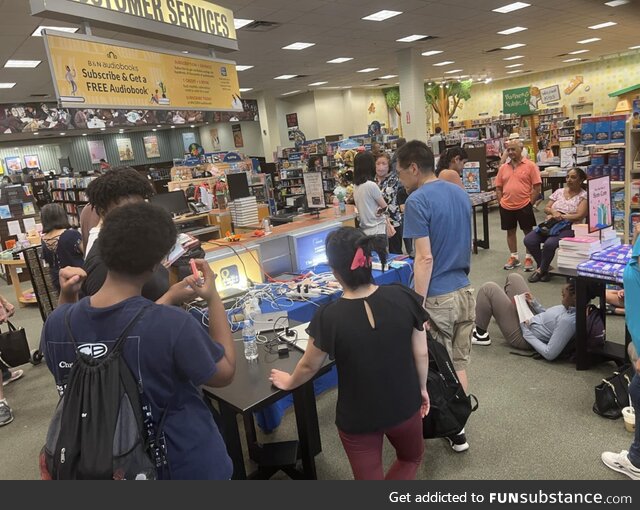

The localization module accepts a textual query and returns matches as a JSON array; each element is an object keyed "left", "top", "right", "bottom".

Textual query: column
[
  {"left": 256, "top": 92, "right": 282, "bottom": 162},
  {"left": 397, "top": 48, "right": 427, "bottom": 142}
]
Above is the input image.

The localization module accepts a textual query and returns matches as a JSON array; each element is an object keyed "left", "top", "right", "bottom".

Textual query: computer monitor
[
  {"left": 288, "top": 223, "right": 341, "bottom": 271},
  {"left": 150, "top": 190, "right": 190, "bottom": 216},
  {"left": 227, "top": 172, "right": 251, "bottom": 201}
]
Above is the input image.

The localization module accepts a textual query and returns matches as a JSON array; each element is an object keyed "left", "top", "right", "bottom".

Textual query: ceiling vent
[{"left": 243, "top": 21, "right": 281, "bottom": 32}]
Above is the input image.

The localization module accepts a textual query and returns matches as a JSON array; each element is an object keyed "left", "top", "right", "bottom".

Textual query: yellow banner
[
  {"left": 46, "top": 33, "right": 241, "bottom": 111},
  {"left": 68, "top": 0, "right": 236, "bottom": 40}
]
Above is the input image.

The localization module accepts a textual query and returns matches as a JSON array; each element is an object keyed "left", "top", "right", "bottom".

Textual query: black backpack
[
  {"left": 422, "top": 335, "right": 478, "bottom": 439},
  {"left": 42, "top": 305, "right": 167, "bottom": 480}
]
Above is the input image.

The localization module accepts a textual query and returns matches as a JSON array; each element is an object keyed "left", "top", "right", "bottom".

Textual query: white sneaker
[
  {"left": 601, "top": 450, "right": 640, "bottom": 480},
  {"left": 472, "top": 327, "right": 491, "bottom": 346}
]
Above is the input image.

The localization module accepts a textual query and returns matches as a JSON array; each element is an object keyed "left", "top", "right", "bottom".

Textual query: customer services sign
[{"left": 43, "top": 32, "right": 241, "bottom": 111}]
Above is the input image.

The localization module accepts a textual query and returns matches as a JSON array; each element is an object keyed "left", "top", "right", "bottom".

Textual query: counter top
[{"left": 202, "top": 205, "right": 357, "bottom": 256}]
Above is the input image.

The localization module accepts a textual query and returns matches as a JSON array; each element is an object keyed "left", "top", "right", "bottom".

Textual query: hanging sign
[
  {"left": 540, "top": 85, "right": 561, "bottom": 104},
  {"left": 43, "top": 32, "right": 240, "bottom": 110},
  {"left": 30, "top": 0, "right": 238, "bottom": 50},
  {"left": 503, "top": 87, "right": 536, "bottom": 115}
]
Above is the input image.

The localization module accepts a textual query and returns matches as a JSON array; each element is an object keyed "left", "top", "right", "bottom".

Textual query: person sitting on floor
[
  {"left": 472, "top": 273, "right": 576, "bottom": 360},
  {"left": 524, "top": 168, "right": 587, "bottom": 283},
  {"left": 40, "top": 202, "right": 235, "bottom": 479}
]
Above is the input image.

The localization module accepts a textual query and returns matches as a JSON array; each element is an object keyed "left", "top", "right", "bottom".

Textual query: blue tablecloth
[{"left": 193, "top": 259, "right": 413, "bottom": 432}]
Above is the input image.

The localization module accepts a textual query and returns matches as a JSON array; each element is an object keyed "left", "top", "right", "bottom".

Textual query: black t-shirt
[
  {"left": 82, "top": 244, "right": 170, "bottom": 301},
  {"left": 308, "top": 283, "right": 429, "bottom": 434}
]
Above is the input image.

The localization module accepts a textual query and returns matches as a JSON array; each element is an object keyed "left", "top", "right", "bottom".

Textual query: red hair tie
[{"left": 350, "top": 247, "right": 371, "bottom": 270}]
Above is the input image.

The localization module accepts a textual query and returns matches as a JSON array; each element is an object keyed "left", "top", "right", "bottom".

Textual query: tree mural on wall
[
  {"left": 383, "top": 87, "right": 402, "bottom": 136},
  {"left": 425, "top": 80, "right": 472, "bottom": 133}
]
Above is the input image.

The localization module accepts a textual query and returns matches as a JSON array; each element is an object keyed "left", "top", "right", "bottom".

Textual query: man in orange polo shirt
[{"left": 496, "top": 140, "right": 541, "bottom": 271}]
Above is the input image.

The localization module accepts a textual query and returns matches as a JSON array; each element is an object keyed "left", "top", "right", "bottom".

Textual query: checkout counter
[{"left": 201, "top": 206, "right": 357, "bottom": 290}]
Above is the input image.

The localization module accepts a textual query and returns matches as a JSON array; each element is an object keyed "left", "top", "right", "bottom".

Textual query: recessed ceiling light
[
  {"left": 33, "top": 132, "right": 39, "bottom": 135},
  {"left": 568, "top": 49, "right": 590, "bottom": 54},
  {"left": 506, "top": 63, "right": 524, "bottom": 68},
  {"left": 563, "top": 58, "right": 583, "bottom": 62},
  {"left": 357, "top": 68, "right": 379, "bottom": 73},
  {"left": 236, "top": 65, "right": 254, "bottom": 71},
  {"left": 498, "top": 26, "right": 528, "bottom": 35},
  {"left": 282, "top": 42, "right": 315, "bottom": 50},
  {"left": 181, "top": 51, "right": 189, "bottom": 54},
  {"left": 396, "top": 34, "right": 428, "bottom": 42},
  {"left": 578, "top": 37, "right": 601, "bottom": 44},
  {"left": 171, "top": 126, "right": 176, "bottom": 129},
  {"left": 589, "top": 21, "right": 617, "bottom": 29},
  {"left": 309, "top": 81, "right": 328, "bottom": 86},
  {"left": 31, "top": 26, "right": 78, "bottom": 37},
  {"left": 0, "top": 83, "right": 16, "bottom": 89},
  {"left": 444, "top": 69, "right": 463, "bottom": 74},
  {"left": 433, "top": 61, "right": 455, "bottom": 66},
  {"left": 507, "top": 70, "right": 524, "bottom": 74},
  {"left": 190, "top": 125, "right": 195, "bottom": 128},
  {"left": 493, "top": 2, "right": 531, "bottom": 13},
  {"left": 605, "top": 0, "right": 629, "bottom": 5},
  {"left": 4, "top": 60, "right": 41, "bottom": 68},
  {"left": 630, "top": 45, "right": 640, "bottom": 50},
  {"left": 274, "top": 74, "right": 297, "bottom": 80},
  {"left": 82, "top": 133, "right": 87, "bottom": 136},
  {"left": 501, "top": 43, "right": 526, "bottom": 50},
  {"left": 379, "top": 75, "right": 398, "bottom": 79},
  {"left": 156, "top": 124, "right": 161, "bottom": 128},
  {"left": 362, "top": 10, "right": 402, "bottom": 21},
  {"left": 504, "top": 55, "right": 524, "bottom": 60},
  {"left": 234, "top": 18, "right": 254, "bottom": 29},
  {"left": 152, "top": 128, "right": 157, "bottom": 132},
  {"left": 100, "top": 127, "right": 106, "bottom": 131},
  {"left": 327, "top": 57, "right": 353, "bottom": 63},
  {"left": 422, "top": 50, "right": 443, "bottom": 57},
  {"left": 60, "top": 132, "right": 66, "bottom": 136},
  {"left": 282, "top": 90, "right": 301, "bottom": 96},
  {"left": 239, "top": 88, "right": 253, "bottom": 92}
]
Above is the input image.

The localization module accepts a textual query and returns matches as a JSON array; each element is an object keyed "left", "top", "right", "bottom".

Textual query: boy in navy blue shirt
[{"left": 40, "top": 202, "right": 235, "bottom": 479}]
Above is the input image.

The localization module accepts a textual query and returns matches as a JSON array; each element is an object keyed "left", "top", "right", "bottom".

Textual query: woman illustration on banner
[{"left": 65, "top": 65, "right": 78, "bottom": 96}]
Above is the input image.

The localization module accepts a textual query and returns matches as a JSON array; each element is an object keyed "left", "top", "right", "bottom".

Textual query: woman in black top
[
  {"left": 40, "top": 204, "right": 84, "bottom": 292},
  {"left": 270, "top": 227, "right": 429, "bottom": 480}
]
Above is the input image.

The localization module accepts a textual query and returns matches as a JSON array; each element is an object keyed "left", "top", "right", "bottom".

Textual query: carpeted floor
[{"left": 0, "top": 205, "right": 633, "bottom": 480}]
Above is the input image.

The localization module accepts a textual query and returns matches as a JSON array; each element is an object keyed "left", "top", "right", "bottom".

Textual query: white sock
[
  {"left": 458, "top": 428, "right": 465, "bottom": 436},
  {"left": 511, "top": 253, "right": 518, "bottom": 258},
  {"left": 0, "top": 399, "right": 6, "bottom": 404}
]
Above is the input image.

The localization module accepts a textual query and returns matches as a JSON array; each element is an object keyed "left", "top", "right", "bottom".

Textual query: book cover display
[{"left": 463, "top": 162, "right": 481, "bottom": 193}]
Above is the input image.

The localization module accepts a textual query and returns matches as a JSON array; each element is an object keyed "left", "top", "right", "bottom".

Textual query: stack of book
[
  {"left": 557, "top": 226, "right": 620, "bottom": 269},
  {"left": 575, "top": 243, "right": 631, "bottom": 283},
  {"left": 230, "top": 196, "right": 259, "bottom": 227}
]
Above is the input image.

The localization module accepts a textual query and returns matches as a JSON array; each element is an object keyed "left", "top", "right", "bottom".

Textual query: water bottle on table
[{"left": 242, "top": 319, "right": 258, "bottom": 361}]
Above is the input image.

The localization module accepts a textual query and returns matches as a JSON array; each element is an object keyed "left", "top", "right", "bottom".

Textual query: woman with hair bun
[{"left": 269, "top": 227, "right": 429, "bottom": 480}]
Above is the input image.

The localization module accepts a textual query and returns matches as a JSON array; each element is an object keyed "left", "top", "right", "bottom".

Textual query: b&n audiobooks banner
[{"left": 43, "top": 32, "right": 241, "bottom": 111}]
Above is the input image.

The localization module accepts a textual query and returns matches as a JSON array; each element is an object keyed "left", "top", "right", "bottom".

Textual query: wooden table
[{"left": 0, "top": 258, "right": 37, "bottom": 307}]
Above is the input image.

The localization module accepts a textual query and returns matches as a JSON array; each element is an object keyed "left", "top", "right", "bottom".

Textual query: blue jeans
[
  {"left": 523, "top": 228, "right": 575, "bottom": 273},
  {"left": 629, "top": 374, "right": 640, "bottom": 468}
]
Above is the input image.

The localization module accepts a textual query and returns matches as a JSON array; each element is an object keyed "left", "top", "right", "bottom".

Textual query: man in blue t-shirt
[
  {"left": 40, "top": 202, "right": 236, "bottom": 479},
  {"left": 396, "top": 140, "right": 475, "bottom": 453}
]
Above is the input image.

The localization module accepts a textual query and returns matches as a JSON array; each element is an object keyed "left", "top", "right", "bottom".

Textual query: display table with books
[{"left": 557, "top": 225, "right": 620, "bottom": 271}]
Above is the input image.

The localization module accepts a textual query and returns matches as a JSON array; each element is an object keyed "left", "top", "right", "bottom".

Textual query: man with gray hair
[{"left": 493, "top": 139, "right": 541, "bottom": 277}]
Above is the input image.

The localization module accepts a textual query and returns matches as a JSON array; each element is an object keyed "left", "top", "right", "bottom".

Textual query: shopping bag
[
  {"left": 593, "top": 364, "right": 635, "bottom": 419},
  {"left": 0, "top": 321, "right": 30, "bottom": 367}
]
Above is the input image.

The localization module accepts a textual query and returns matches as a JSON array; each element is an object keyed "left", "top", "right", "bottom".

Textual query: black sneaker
[
  {"left": 472, "top": 327, "right": 491, "bottom": 346},
  {"left": 0, "top": 400, "right": 13, "bottom": 427},
  {"left": 446, "top": 431, "right": 469, "bottom": 452}
]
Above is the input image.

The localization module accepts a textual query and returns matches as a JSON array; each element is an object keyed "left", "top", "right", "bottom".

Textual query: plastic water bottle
[
  {"left": 242, "top": 320, "right": 258, "bottom": 361},
  {"left": 333, "top": 197, "right": 340, "bottom": 217}
]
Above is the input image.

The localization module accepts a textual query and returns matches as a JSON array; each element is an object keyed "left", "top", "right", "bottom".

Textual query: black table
[
  {"left": 549, "top": 267, "right": 630, "bottom": 370},
  {"left": 203, "top": 339, "right": 335, "bottom": 480},
  {"left": 472, "top": 201, "right": 491, "bottom": 254}
]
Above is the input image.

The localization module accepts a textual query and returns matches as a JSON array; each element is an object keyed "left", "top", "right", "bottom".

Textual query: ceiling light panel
[
  {"left": 501, "top": 43, "right": 526, "bottom": 50},
  {"left": 498, "top": 26, "right": 528, "bottom": 35},
  {"left": 588, "top": 21, "right": 617, "bottom": 29},
  {"left": 507, "top": 70, "right": 524, "bottom": 74},
  {"left": 379, "top": 75, "right": 398, "bottom": 79},
  {"left": 235, "top": 65, "right": 254, "bottom": 71},
  {"left": 444, "top": 69, "right": 463, "bottom": 74},
  {"left": 282, "top": 90, "right": 301, "bottom": 96},
  {"left": 239, "top": 88, "right": 253, "bottom": 92},
  {"left": 504, "top": 55, "right": 524, "bottom": 60},
  {"left": 605, "top": 0, "right": 629, "bottom": 5},
  {"left": 505, "top": 63, "right": 524, "bottom": 68},
  {"left": 274, "top": 75, "right": 297, "bottom": 80},
  {"left": 433, "top": 61, "right": 454, "bottom": 66},
  {"left": 309, "top": 81, "right": 328, "bottom": 86},
  {"left": 493, "top": 2, "right": 531, "bottom": 13},
  {"left": 0, "top": 83, "right": 16, "bottom": 88},
  {"left": 568, "top": 49, "right": 589, "bottom": 54},
  {"left": 31, "top": 26, "right": 78, "bottom": 36},
  {"left": 396, "top": 35, "right": 428, "bottom": 42},
  {"left": 362, "top": 10, "right": 402, "bottom": 21},
  {"left": 357, "top": 68, "right": 379, "bottom": 73},
  {"left": 282, "top": 42, "right": 315, "bottom": 50},
  {"left": 578, "top": 38, "right": 601, "bottom": 44},
  {"left": 4, "top": 60, "right": 41, "bottom": 68},
  {"left": 327, "top": 57, "right": 353, "bottom": 63},
  {"left": 234, "top": 19, "right": 254, "bottom": 29},
  {"left": 422, "top": 50, "right": 443, "bottom": 56}
]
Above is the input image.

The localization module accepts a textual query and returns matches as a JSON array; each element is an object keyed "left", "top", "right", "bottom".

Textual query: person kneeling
[
  {"left": 473, "top": 274, "right": 576, "bottom": 361},
  {"left": 40, "top": 202, "right": 235, "bottom": 479}
]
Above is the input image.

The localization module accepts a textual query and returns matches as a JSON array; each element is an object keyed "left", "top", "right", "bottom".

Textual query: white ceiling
[{"left": 0, "top": 0, "right": 639, "bottom": 102}]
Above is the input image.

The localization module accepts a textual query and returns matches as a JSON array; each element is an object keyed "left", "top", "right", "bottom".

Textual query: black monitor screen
[
  {"left": 227, "top": 172, "right": 251, "bottom": 201},
  {"left": 150, "top": 190, "right": 190, "bottom": 216}
]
